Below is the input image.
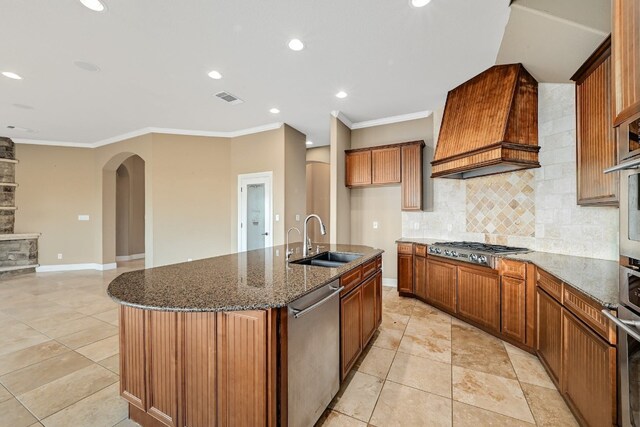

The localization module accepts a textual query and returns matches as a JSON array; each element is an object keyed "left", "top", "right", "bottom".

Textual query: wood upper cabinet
[
  {"left": 414, "top": 248, "right": 427, "bottom": 301},
  {"left": 425, "top": 258, "right": 457, "bottom": 312},
  {"left": 562, "top": 309, "right": 617, "bottom": 427},
  {"left": 536, "top": 288, "right": 563, "bottom": 386},
  {"left": 340, "top": 286, "right": 363, "bottom": 378},
  {"left": 371, "top": 147, "right": 401, "bottom": 184},
  {"left": 397, "top": 244, "right": 414, "bottom": 295},
  {"left": 401, "top": 143, "right": 423, "bottom": 211},
  {"left": 572, "top": 37, "right": 619, "bottom": 206},
  {"left": 612, "top": 0, "right": 640, "bottom": 125},
  {"left": 457, "top": 265, "right": 500, "bottom": 332},
  {"left": 345, "top": 150, "right": 372, "bottom": 187},
  {"left": 501, "top": 276, "right": 527, "bottom": 344},
  {"left": 361, "top": 275, "right": 377, "bottom": 345}
]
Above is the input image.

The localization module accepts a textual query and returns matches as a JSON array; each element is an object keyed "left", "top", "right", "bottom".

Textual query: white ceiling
[{"left": 0, "top": 0, "right": 511, "bottom": 147}]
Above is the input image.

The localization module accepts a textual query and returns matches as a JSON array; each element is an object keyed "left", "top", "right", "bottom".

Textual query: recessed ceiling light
[
  {"left": 74, "top": 61, "right": 100, "bottom": 72},
  {"left": 410, "top": 0, "right": 432, "bottom": 7},
  {"left": 288, "top": 39, "right": 304, "bottom": 51},
  {"left": 306, "top": 141, "right": 313, "bottom": 146},
  {"left": 1, "top": 72, "right": 22, "bottom": 80},
  {"left": 336, "top": 91, "right": 348, "bottom": 99},
  {"left": 80, "top": 0, "right": 106, "bottom": 12},
  {"left": 208, "top": 70, "right": 222, "bottom": 80},
  {"left": 269, "top": 108, "right": 280, "bottom": 114}
]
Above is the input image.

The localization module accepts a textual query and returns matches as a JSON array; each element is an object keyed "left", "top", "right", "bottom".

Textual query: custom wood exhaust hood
[{"left": 431, "top": 64, "right": 540, "bottom": 179}]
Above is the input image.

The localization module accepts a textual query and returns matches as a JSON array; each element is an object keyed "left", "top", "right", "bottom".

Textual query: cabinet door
[
  {"left": 536, "top": 288, "right": 562, "bottom": 386},
  {"left": 425, "top": 259, "right": 457, "bottom": 312},
  {"left": 361, "top": 276, "right": 377, "bottom": 345},
  {"left": 120, "top": 306, "right": 147, "bottom": 411},
  {"left": 414, "top": 255, "right": 427, "bottom": 300},
  {"left": 375, "top": 270, "right": 383, "bottom": 327},
  {"left": 401, "top": 143, "right": 423, "bottom": 211},
  {"left": 562, "top": 309, "right": 617, "bottom": 427},
  {"left": 501, "top": 276, "right": 526, "bottom": 344},
  {"left": 345, "top": 151, "right": 372, "bottom": 187},
  {"left": 372, "top": 147, "right": 401, "bottom": 184},
  {"left": 457, "top": 265, "right": 500, "bottom": 332},
  {"left": 397, "top": 253, "right": 414, "bottom": 295},
  {"left": 612, "top": 0, "right": 640, "bottom": 124},
  {"left": 574, "top": 39, "right": 618, "bottom": 206},
  {"left": 341, "top": 287, "right": 363, "bottom": 378}
]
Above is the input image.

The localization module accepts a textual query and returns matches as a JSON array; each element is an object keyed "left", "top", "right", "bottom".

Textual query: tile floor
[
  {"left": 0, "top": 263, "right": 578, "bottom": 427},
  {"left": 317, "top": 287, "right": 579, "bottom": 427}
]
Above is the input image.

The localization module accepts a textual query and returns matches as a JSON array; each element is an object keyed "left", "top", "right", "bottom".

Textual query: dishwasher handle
[{"left": 291, "top": 285, "right": 344, "bottom": 318}]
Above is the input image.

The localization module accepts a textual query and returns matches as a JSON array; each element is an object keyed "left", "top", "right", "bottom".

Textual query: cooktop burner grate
[{"left": 433, "top": 241, "right": 529, "bottom": 254}]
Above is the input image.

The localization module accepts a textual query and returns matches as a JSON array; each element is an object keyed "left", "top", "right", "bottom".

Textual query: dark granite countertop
[
  {"left": 394, "top": 238, "right": 620, "bottom": 309},
  {"left": 107, "top": 244, "right": 383, "bottom": 312}
]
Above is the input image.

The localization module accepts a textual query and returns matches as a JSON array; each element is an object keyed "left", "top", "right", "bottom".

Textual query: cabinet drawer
[
  {"left": 340, "top": 266, "right": 363, "bottom": 296},
  {"left": 362, "top": 258, "right": 377, "bottom": 280},
  {"left": 376, "top": 256, "right": 382, "bottom": 270},
  {"left": 397, "top": 243, "right": 413, "bottom": 255},
  {"left": 499, "top": 259, "right": 527, "bottom": 280},
  {"left": 537, "top": 268, "right": 563, "bottom": 302},
  {"left": 414, "top": 245, "right": 426, "bottom": 257},
  {"left": 563, "top": 286, "right": 616, "bottom": 344}
]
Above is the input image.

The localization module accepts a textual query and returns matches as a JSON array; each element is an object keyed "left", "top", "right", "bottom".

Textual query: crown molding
[
  {"left": 511, "top": 3, "right": 608, "bottom": 37},
  {"left": 13, "top": 122, "right": 284, "bottom": 149},
  {"left": 330, "top": 111, "right": 353, "bottom": 129},
  {"left": 331, "top": 110, "right": 432, "bottom": 130}
]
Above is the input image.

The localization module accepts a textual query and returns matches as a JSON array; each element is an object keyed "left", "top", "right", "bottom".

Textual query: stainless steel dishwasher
[{"left": 288, "top": 279, "right": 343, "bottom": 427}]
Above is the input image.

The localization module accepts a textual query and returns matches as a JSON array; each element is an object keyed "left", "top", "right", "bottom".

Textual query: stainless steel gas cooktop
[{"left": 427, "top": 241, "right": 530, "bottom": 269}]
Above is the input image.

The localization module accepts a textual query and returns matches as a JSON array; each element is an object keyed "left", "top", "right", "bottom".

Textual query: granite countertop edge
[
  {"left": 107, "top": 246, "right": 384, "bottom": 313},
  {"left": 394, "top": 237, "right": 619, "bottom": 309}
]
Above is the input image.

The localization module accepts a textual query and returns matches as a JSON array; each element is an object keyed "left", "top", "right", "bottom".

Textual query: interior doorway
[
  {"left": 238, "top": 171, "right": 273, "bottom": 252},
  {"left": 115, "top": 155, "right": 145, "bottom": 264}
]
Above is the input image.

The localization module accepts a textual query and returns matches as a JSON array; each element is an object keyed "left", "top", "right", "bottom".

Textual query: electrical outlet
[
  {"left": 78, "top": 215, "right": 90, "bottom": 221},
  {"left": 295, "top": 214, "right": 300, "bottom": 221},
  {"left": 57, "top": 253, "right": 63, "bottom": 260},
  {"left": 413, "top": 222, "right": 420, "bottom": 230},
  {"left": 275, "top": 214, "right": 280, "bottom": 222},
  {"left": 373, "top": 221, "right": 378, "bottom": 229}
]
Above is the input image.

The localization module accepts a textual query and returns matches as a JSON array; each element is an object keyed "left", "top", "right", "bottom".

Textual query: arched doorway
[{"left": 115, "top": 155, "right": 145, "bottom": 265}]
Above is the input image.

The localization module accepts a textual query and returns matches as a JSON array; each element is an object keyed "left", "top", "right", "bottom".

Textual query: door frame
[{"left": 237, "top": 171, "right": 273, "bottom": 252}]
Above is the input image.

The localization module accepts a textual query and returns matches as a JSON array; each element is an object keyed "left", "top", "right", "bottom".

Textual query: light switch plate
[
  {"left": 373, "top": 221, "right": 378, "bottom": 229},
  {"left": 295, "top": 214, "right": 300, "bottom": 221},
  {"left": 78, "top": 215, "right": 90, "bottom": 221},
  {"left": 275, "top": 214, "right": 280, "bottom": 222}
]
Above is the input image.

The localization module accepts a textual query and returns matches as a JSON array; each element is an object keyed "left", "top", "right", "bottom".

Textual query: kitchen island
[{"left": 107, "top": 244, "right": 383, "bottom": 427}]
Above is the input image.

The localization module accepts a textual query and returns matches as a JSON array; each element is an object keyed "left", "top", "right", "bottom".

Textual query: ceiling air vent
[{"left": 214, "top": 91, "right": 244, "bottom": 105}]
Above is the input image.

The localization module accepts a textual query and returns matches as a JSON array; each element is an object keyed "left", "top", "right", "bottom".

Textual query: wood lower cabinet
[
  {"left": 345, "top": 150, "right": 372, "bottom": 187},
  {"left": 501, "top": 276, "right": 527, "bottom": 343},
  {"left": 536, "top": 288, "right": 563, "bottom": 386},
  {"left": 457, "top": 265, "right": 500, "bottom": 332},
  {"left": 414, "top": 252, "right": 427, "bottom": 300},
  {"left": 562, "top": 309, "right": 617, "bottom": 427},
  {"left": 120, "top": 306, "right": 147, "bottom": 411},
  {"left": 361, "top": 276, "right": 377, "bottom": 344},
  {"left": 426, "top": 259, "right": 457, "bottom": 312},
  {"left": 397, "top": 252, "right": 414, "bottom": 295}
]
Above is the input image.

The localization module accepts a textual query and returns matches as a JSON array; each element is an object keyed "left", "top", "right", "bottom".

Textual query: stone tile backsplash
[{"left": 403, "top": 83, "right": 619, "bottom": 260}]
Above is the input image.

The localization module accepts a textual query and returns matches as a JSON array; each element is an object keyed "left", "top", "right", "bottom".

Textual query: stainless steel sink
[{"left": 290, "top": 252, "right": 363, "bottom": 268}]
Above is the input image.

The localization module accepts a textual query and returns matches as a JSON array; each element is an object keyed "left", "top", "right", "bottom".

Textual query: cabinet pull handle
[{"left": 601, "top": 309, "right": 640, "bottom": 342}]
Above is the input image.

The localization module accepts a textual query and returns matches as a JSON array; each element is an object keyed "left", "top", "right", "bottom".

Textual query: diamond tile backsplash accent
[{"left": 466, "top": 170, "right": 535, "bottom": 237}]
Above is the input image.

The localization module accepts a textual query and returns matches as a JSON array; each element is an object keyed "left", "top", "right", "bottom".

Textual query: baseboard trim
[
  {"left": 382, "top": 278, "right": 397, "bottom": 288},
  {"left": 115, "top": 253, "right": 145, "bottom": 262},
  {"left": 36, "top": 263, "right": 118, "bottom": 272}
]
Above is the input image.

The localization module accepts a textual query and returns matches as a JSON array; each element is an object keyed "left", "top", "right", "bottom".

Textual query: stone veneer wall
[{"left": 402, "top": 83, "right": 619, "bottom": 261}]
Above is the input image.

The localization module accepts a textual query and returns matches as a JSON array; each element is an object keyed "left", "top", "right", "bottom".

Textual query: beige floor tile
[
  {"left": 411, "top": 302, "right": 453, "bottom": 322},
  {"left": 398, "top": 332, "right": 451, "bottom": 364},
  {"left": 24, "top": 310, "right": 86, "bottom": 333},
  {"left": 0, "top": 323, "right": 51, "bottom": 357},
  {"left": 387, "top": 352, "right": 452, "bottom": 398},
  {"left": 98, "top": 354, "right": 120, "bottom": 375},
  {"left": 113, "top": 419, "right": 141, "bottom": 427},
  {"left": 56, "top": 322, "right": 118, "bottom": 349},
  {"left": 452, "top": 366, "right": 534, "bottom": 424},
  {"left": 370, "top": 380, "right": 452, "bottom": 427},
  {"left": 452, "top": 401, "right": 535, "bottom": 426},
  {"left": 521, "top": 383, "right": 579, "bottom": 426},
  {"left": 76, "top": 335, "right": 119, "bottom": 362},
  {"left": 315, "top": 409, "right": 366, "bottom": 427},
  {"left": 370, "top": 327, "right": 404, "bottom": 351},
  {"left": 0, "top": 383, "right": 12, "bottom": 402},
  {"left": 0, "top": 398, "right": 38, "bottom": 427},
  {"left": 75, "top": 300, "right": 119, "bottom": 316},
  {"left": 330, "top": 371, "right": 383, "bottom": 422},
  {"left": 405, "top": 316, "right": 452, "bottom": 341},
  {"left": 0, "top": 351, "right": 93, "bottom": 395},
  {"left": 0, "top": 340, "right": 70, "bottom": 376},
  {"left": 40, "top": 382, "right": 127, "bottom": 427},
  {"left": 92, "top": 309, "right": 119, "bottom": 326},
  {"left": 380, "top": 311, "right": 410, "bottom": 331},
  {"left": 39, "top": 316, "right": 106, "bottom": 338},
  {"left": 18, "top": 364, "right": 118, "bottom": 419},
  {"left": 509, "top": 352, "right": 556, "bottom": 389},
  {"left": 451, "top": 323, "right": 516, "bottom": 379},
  {"left": 354, "top": 345, "right": 395, "bottom": 379}
]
